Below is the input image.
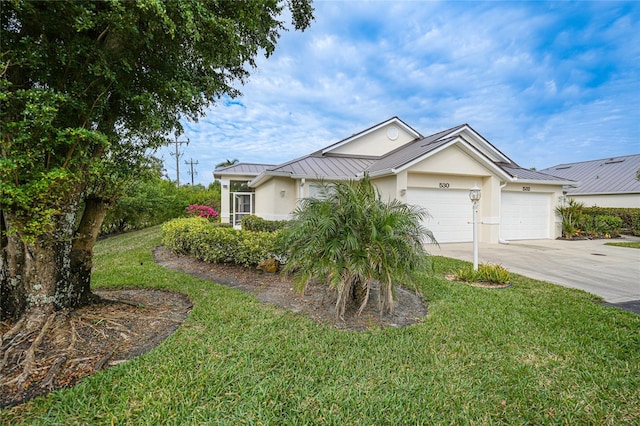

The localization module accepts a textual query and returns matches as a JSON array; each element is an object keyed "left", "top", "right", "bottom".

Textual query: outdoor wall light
[
  {"left": 280, "top": 189, "right": 286, "bottom": 197},
  {"left": 400, "top": 188, "right": 407, "bottom": 196}
]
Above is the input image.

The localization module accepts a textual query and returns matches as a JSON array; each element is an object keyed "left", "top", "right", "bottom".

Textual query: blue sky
[{"left": 157, "top": 0, "right": 640, "bottom": 186}]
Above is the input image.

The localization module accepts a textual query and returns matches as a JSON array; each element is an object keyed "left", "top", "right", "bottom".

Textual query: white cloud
[{"left": 157, "top": 1, "right": 640, "bottom": 186}]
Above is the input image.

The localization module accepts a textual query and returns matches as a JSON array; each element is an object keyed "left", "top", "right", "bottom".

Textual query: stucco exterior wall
[
  {"left": 410, "top": 145, "right": 493, "bottom": 176},
  {"left": 329, "top": 124, "right": 415, "bottom": 157},
  {"left": 568, "top": 194, "right": 640, "bottom": 208},
  {"left": 254, "top": 177, "right": 297, "bottom": 221},
  {"left": 372, "top": 175, "right": 399, "bottom": 202}
]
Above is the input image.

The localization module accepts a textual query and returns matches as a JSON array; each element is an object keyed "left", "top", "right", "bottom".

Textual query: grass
[
  {"left": 605, "top": 241, "right": 640, "bottom": 249},
  {"left": 2, "top": 226, "right": 639, "bottom": 424}
]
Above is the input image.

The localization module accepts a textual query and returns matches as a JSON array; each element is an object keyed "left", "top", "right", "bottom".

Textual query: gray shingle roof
[{"left": 540, "top": 154, "right": 640, "bottom": 194}]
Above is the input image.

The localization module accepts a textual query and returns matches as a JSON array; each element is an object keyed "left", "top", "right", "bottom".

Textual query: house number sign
[
  {"left": 439, "top": 183, "right": 450, "bottom": 189},
  {"left": 522, "top": 186, "right": 531, "bottom": 191}
]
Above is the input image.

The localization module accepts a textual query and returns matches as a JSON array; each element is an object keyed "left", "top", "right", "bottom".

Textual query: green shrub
[
  {"left": 557, "top": 202, "right": 636, "bottom": 238},
  {"left": 555, "top": 199, "right": 585, "bottom": 238},
  {"left": 241, "top": 215, "right": 288, "bottom": 232},
  {"left": 592, "top": 215, "right": 623, "bottom": 236},
  {"left": 161, "top": 217, "right": 281, "bottom": 267},
  {"left": 455, "top": 263, "right": 511, "bottom": 284},
  {"left": 102, "top": 179, "right": 222, "bottom": 235},
  {"left": 582, "top": 207, "right": 640, "bottom": 236}
]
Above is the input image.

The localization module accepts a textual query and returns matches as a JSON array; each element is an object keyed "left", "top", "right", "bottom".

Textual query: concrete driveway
[{"left": 432, "top": 236, "right": 640, "bottom": 305}]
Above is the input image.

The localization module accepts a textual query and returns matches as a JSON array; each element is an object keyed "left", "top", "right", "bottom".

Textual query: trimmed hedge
[
  {"left": 241, "top": 215, "right": 288, "bottom": 232},
  {"left": 161, "top": 217, "right": 281, "bottom": 267},
  {"left": 583, "top": 207, "right": 640, "bottom": 236}
]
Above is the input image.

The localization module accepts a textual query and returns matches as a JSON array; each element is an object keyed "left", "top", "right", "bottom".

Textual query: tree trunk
[
  {"left": 351, "top": 276, "right": 368, "bottom": 310},
  {"left": 0, "top": 195, "right": 114, "bottom": 322},
  {"left": 0, "top": 210, "right": 79, "bottom": 321},
  {"left": 69, "top": 197, "right": 110, "bottom": 305},
  {"left": 1, "top": 211, "right": 27, "bottom": 320}
]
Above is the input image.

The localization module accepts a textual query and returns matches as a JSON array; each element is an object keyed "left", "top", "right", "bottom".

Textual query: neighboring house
[
  {"left": 540, "top": 154, "right": 640, "bottom": 208},
  {"left": 214, "top": 117, "right": 574, "bottom": 243}
]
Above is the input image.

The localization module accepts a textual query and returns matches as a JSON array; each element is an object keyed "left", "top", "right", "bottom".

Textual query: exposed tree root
[
  {"left": 2, "top": 312, "right": 57, "bottom": 389},
  {"left": 0, "top": 289, "right": 192, "bottom": 408},
  {"left": 41, "top": 355, "right": 67, "bottom": 390},
  {"left": 94, "top": 350, "right": 115, "bottom": 372}
]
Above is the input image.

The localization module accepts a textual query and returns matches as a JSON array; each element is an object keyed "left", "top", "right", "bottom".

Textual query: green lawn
[
  {"left": 2, "top": 226, "right": 639, "bottom": 425},
  {"left": 605, "top": 241, "right": 640, "bottom": 249}
]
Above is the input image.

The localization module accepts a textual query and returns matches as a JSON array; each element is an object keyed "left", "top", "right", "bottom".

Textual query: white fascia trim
[
  {"left": 213, "top": 172, "right": 262, "bottom": 180},
  {"left": 290, "top": 173, "right": 358, "bottom": 181},
  {"left": 444, "top": 125, "right": 512, "bottom": 164},
  {"left": 388, "top": 137, "right": 513, "bottom": 181},
  {"left": 567, "top": 191, "right": 640, "bottom": 196},
  {"left": 248, "top": 171, "right": 290, "bottom": 188},
  {"left": 367, "top": 169, "right": 395, "bottom": 178},
  {"left": 322, "top": 117, "right": 421, "bottom": 155},
  {"left": 515, "top": 178, "right": 578, "bottom": 186}
]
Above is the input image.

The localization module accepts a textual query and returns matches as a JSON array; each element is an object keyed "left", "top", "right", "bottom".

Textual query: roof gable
[
  {"left": 367, "top": 134, "right": 513, "bottom": 181},
  {"left": 444, "top": 124, "right": 514, "bottom": 164},
  {"left": 322, "top": 117, "right": 421, "bottom": 157}
]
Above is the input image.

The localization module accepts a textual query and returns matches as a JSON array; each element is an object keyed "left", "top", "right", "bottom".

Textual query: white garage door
[
  {"left": 407, "top": 188, "right": 472, "bottom": 243},
  {"left": 501, "top": 192, "right": 551, "bottom": 240}
]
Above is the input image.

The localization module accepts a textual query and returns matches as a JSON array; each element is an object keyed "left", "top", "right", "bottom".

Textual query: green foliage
[
  {"left": 455, "top": 263, "right": 511, "bottom": 284},
  {"left": 3, "top": 228, "right": 640, "bottom": 424},
  {"left": 241, "top": 215, "right": 288, "bottom": 232},
  {"left": 1, "top": 0, "right": 314, "bottom": 311},
  {"left": 556, "top": 201, "right": 630, "bottom": 238},
  {"left": 101, "top": 176, "right": 222, "bottom": 234},
  {"left": 0, "top": 86, "right": 109, "bottom": 238},
  {"left": 582, "top": 207, "right": 640, "bottom": 236},
  {"left": 555, "top": 199, "right": 585, "bottom": 238},
  {"left": 281, "top": 175, "right": 436, "bottom": 317},
  {"left": 161, "top": 217, "right": 279, "bottom": 267},
  {"left": 591, "top": 215, "right": 623, "bottom": 236},
  {"left": 605, "top": 241, "right": 640, "bottom": 249}
]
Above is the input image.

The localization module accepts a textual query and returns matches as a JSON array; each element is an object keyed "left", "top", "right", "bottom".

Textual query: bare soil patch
[
  {"left": 1, "top": 246, "right": 427, "bottom": 408},
  {"left": 0, "top": 289, "right": 191, "bottom": 408},
  {"left": 153, "top": 246, "right": 427, "bottom": 331}
]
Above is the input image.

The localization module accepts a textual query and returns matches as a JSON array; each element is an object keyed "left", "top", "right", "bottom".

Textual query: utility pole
[
  {"left": 169, "top": 135, "right": 189, "bottom": 186},
  {"left": 185, "top": 158, "right": 199, "bottom": 186}
]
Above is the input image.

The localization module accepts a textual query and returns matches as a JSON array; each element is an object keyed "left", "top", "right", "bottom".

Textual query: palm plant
[
  {"left": 281, "top": 175, "right": 437, "bottom": 319},
  {"left": 215, "top": 159, "right": 239, "bottom": 169},
  {"left": 555, "top": 198, "right": 585, "bottom": 237}
]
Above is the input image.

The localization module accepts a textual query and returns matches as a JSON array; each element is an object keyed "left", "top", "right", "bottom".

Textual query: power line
[
  {"left": 185, "top": 158, "right": 199, "bottom": 186},
  {"left": 169, "top": 135, "right": 189, "bottom": 186}
]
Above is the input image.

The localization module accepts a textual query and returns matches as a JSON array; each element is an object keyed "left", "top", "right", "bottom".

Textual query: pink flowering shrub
[{"left": 186, "top": 204, "right": 219, "bottom": 220}]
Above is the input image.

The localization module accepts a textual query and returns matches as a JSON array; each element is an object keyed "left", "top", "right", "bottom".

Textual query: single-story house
[
  {"left": 214, "top": 117, "right": 575, "bottom": 244},
  {"left": 540, "top": 154, "right": 640, "bottom": 208}
]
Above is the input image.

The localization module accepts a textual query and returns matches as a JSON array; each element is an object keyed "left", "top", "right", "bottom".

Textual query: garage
[
  {"left": 501, "top": 192, "right": 551, "bottom": 240},
  {"left": 407, "top": 188, "right": 472, "bottom": 243}
]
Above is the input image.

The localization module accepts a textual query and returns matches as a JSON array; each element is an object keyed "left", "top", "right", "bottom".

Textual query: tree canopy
[{"left": 0, "top": 0, "right": 314, "bottom": 320}]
